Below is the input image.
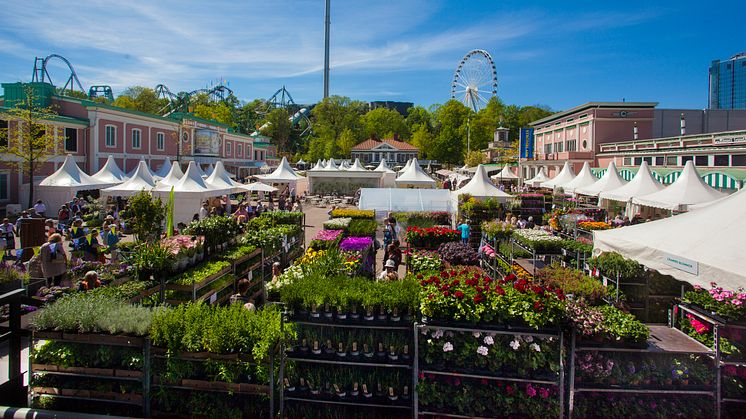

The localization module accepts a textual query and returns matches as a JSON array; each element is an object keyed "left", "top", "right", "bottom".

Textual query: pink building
[{"left": 0, "top": 82, "right": 277, "bottom": 212}]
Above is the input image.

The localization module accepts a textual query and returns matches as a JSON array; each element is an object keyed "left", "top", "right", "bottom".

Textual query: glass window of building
[
  {"left": 566, "top": 140, "right": 577, "bottom": 152},
  {"left": 132, "top": 129, "right": 141, "bottom": 149},
  {"left": 654, "top": 156, "right": 664, "bottom": 166},
  {"left": 633, "top": 157, "right": 642, "bottom": 166},
  {"left": 681, "top": 155, "right": 693, "bottom": 165},
  {"left": 105, "top": 125, "right": 116, "bottom": 147},
  {"left": 544, "top": 143, "right": 552, "bottom": 154},
  {"left": 0, "top": 173, "right": 8, "bottom": 200},
  {"left": 555, "top": 141, "right": 564, "bottom": 153},
  {"left": 64, "top": 128, "right": 77, "bottom": 152},
  {"left": 0, "top": 120, "right": 8, "bottom": 148},
  {"left": 695, "top": 155, "right": 708, "bottom": 166},
  {"left": 642, "top": 157, "right": 653, "bottom": 165},
  {"left": 156, "top": 133, "right": 165, "bottom": 150},
  {"left": 623, "top": 157, "right": 632, "bottom": 166},
  {"left": 732, "top": 155, "right": 746, "bottom": 166},
  {"left": 714, "top": 155, "right": 729, "bottom": 166},
  {"left": 226, "top": 142, "right": 232, "bottom": 155},
  {"left": 666, "top": 156, "right": 678, "bottom": 166}
]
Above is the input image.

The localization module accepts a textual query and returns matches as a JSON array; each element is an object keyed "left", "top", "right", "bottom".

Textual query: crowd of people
[{"left": 193, "top": 188, "right": 303, "bottom": 225}]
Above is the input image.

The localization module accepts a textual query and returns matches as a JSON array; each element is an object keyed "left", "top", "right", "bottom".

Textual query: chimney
[{"left": 393, "top": 133, "right": 399, "bottom": 141}]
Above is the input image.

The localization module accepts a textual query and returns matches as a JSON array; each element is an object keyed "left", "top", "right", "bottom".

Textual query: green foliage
[
  {"left": 32, "top": 341, "right": 143, "bottom": 370},
  {"left": 112, "top": 86, "right": 169, "bottom": 115},
  {"left": 31, "top": 293, "right": 157, "bottom": 336},
  {"left": 87, "top": 280, "right": 156, "bottom": 300},
  {"left": 125, "top": 190, "right": 166, "bottom": 242},
  {"left": 171, "top": 260, "right": 231, "bottom": 286},
  {"left": 588, "top": 252, "right": 644, "bottom": 280},
  {"left": 130, "top": 242, "right": 175, "bottom": 277},
  {"left": 218, "top": 244, "right": 258, "bottom": 263},
  {"left": 361, "top": 107, "right": 409, "bottom": 139},
  {"left": 183, "top": 215, "right": 240, "bottom": 250},
  {"left": 536, "top": 265, "right": 609, "bottom": 305},
  {"left": 464, "top": 150, "right": 486, "bottom": 166},
  {"left": 347, "top": 219, "right": 378, "bottom": 237},
  {"left": 260, "top": 107, "right": 293, "bottom": 152}
]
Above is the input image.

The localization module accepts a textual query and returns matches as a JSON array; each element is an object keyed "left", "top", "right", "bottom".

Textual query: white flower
[
  {"left": 443, "top": 342, "right": 454, "bottom": 352},
  {"left": 432, "top": 329, "right": 444, "bottom": 339},
  {"left": 509, "top": 340, "right": 520, "bottom": 350},
  {"left": 472, "top": 331, "right": 481, "bottom": 338},
  {"left": 427, "top": 339, "right": 433, "bottom": 345},
  {"left": 531, "top": 343, "right": 541, "bottom": 352},
  {"left": 477, "top": 346, "right": 489, "bottom": 356},
  {"left": 524, "top": 335, "right": 534, "bottom": 343},
  {"left": 484, "top": 336, "right": 494, "bottom": 346}
]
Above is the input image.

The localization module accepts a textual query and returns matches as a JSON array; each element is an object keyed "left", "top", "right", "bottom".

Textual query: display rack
[
  {"left": 510, "top": 238, "right": 560, "bottom": 276},
  {"left": 568, "top": 325, "right": 717, "bottom": 418},
  {"left": 479, "top": 234, "right": 512, "bottom": 279},
  {"left": 415, "top": 322, "right": 565, "bottom": 419}
]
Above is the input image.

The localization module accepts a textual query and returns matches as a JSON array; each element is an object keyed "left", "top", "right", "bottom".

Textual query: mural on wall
[{"left": 194, "top": 129, "right": 221, "bottom": 156}]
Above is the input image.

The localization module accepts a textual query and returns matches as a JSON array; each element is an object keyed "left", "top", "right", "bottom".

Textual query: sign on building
[{"left": 519, "top": 128, "right": 534, "bottom": 159}]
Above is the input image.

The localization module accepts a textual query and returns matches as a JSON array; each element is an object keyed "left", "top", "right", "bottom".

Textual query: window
[
  {"left": 555, "top": 141, "right": 564, "bottom": 153},
  {"left": 64, "top": 128, "right": 77, "bottom": 152},
  {"left": 713, "top": 155, "right": 729, "bottom": 166},
  {"left": 131, "top": 129, "right": 141, "bottom": 149},
  {"left": 666, "top": 156, "right": 678, "bottom": 166},
  {"left": 681, "top": 155, "right": 693, "bottom": 165},
  {"left": 156, "top": 133, "right": 165, "bottom": 150},
  {"left": 695, "top": 155, "right": 708, "bottom": 166},
  {"left": 634, "top": 157, "right": 642, "bottom": 166},
  {"left": 655, "top": 156, "right": 664, "bottom": 166},
  {"left": 731, "top": 155, "right": 746, "bottom": 166},
  {"left": 642, "top": 157, "right": 653, "bottom": 165},
  {"left": 0, "top": 120, "right": 8, "bottom": 147},
  {"left": 105, "top": 125, "right": 116, "bottom": 147},
  {"left": 226, "top": 141, "right": 232, "bottom": 155},
  {"left": 0, "top": 173, "right": 7, "bottom": 200},
  {"left": 623, "top": 157, "right": 632, "bottom": 166},
  {"left": 566, "top": 140, "right": 577, "bottom": 152},
  {"left": 582, "top": 140, "right": 588, "bottom": 150},
  {"left": 237, "top": 143, "right": 243, "bottom": 157},
  {"left": 544, "top": 143, "right": 553, "bottom": 154}
]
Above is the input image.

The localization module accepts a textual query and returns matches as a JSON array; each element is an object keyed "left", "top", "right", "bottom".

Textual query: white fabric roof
[
  {"left": 126, "top": 159, "right": 156, "bottom": 180},
  {"left": 398, "top": 159, "right": 412, "bottom": 174},
  {"left": 39, "top": 155, "right": 109, "bottom": 189},
  {"left": 348, "top": 158, "right": 367, "bottom": 171},
  {"left": 256, "top": 157, "right": 304, "bottom": 182},
  {"left": 92, "top": 155, "right": 126, "bottom": 184},
  {"left": 540, "top": 161, "right": 576, "bottom": 189},
  {"left": 203, "top": 163, "right": 215, "bottom": 178},
  {"left": 153, "top": 159, "right": 172, "bottom": 179},
  {"left": 525, "top": 167, "right": 550, "bottom": 187},
  {"left": 155, "top": 161, "right": 229, "bottom": 197},
  {"left": 575, "top": 161, "right": 628, "bottom": 196},
  {"left": 311, "top": 159, "right": 324, "bottom": 171},
  {"left": 340, "top": 160, "right": 351, "bottom": 169},
  {"left": 193, "top": 162, "right": 208, "bottom": 178},
  {"left": 562, "top": 162, "right": 598, "bottom": 193},
  {"left": 395, "top": 158, "right": 436, "bottom": 187},
  {"left": 101, "top": 161, "right": 156, "bottom": 197},
  {"left": 358, "top": 188, "right": 454, "bottom": 213},
  {"left": 491, "top": 164, "right": 519, "bottom": 180},
  {"left": 374, "top": 160, "right": 395, "bottom": 173},
  {"left": 453, "top": 164, "right": 511, "bottom": 201},
  {"left": 594, "top": 187, "right": 746, "bottom": 290},
  {"left": 157, "top": 162, "right": 184, "bottom": 187},
  {"left": 598, "top": 161, "right": 665, "bottom": 203},
  {"left": 320, "top": 158, "right": 339, "bottom": 171},
  {"left": 205, "top": 161, "right": 247, "bottom": 194},
  {"left": 296, "top": 159, "right": 307, "bottom": 165},
  {"left": 243, "top": 182, "right": 278, "bottom": 192},
  {"left": 631, "top": 161, "right": 728, "bottom": 211}
]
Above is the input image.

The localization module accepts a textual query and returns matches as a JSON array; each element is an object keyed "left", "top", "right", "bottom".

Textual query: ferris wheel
[{"left": 451, "top": 49, "right": 497, "bottom": 112}]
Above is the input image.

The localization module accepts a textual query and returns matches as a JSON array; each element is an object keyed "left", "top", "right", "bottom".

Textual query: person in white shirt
[
  {"left": 198, "top": 202, "right": 209, "bottom": 220},
  {"left": 33, "top": 200, "right": 47, "bottom": 217}
]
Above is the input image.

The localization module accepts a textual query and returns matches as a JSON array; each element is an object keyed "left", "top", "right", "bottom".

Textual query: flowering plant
[
  {"left": 682, "top": 282, "right": 746, "bottom": 321},
  {"left": 339, "top": 236, "right": 373, "bottom": 252},
  {"left": 481, "top": 220, "right": 514, "bottom": 240},
  {"left": 329, "top": 209, "right": 375, "bottom": 219},
  {"left": 565, "top": 300, "right": 649, "bottom": 343},
  {"left": 419, "top": 268, "right": 566, "bottom": 328},
  {"left": 392, "top": 211, "right": 450, "bottom": 228},
  {"left": 309, "top": 229, "right": 343, "bottom": 250},
  {"left": 405, "top": 226, "right": 459, "bottom": 249},
  {"left": 513, "top": 229, "right": 563, "bottom": 253},
  {"left": 577, "top": 221, "right": 612, "bottom": 231},
  {"left": 323, "top": 217, "right": 352, "bottom": 230},
  {"left": 161, "top": 235, "right": 204, "bottom": 258},
  {"left": 437, "top": 242, "right": 479, "bottom": 266},
  {"left": 407, "top": 249, "right": 443, "bottom": 274},
  {"left": 341, "top": 251, "right": 362, "bottom": 275}
]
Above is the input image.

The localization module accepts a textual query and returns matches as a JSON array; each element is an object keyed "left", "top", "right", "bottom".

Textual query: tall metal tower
[{"left": 323, "top": 0, "right": 331, "bottom": 98}]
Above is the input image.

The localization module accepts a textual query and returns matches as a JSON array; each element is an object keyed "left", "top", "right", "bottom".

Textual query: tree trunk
[{"left": 27, "top": 161, "right": 34, "bottom": 210}]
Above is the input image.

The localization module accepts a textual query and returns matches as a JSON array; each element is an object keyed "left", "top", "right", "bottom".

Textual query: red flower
[
  {"left": 419, "top": 372, "right": 425, "bottom": 380},
  {"left": 427, "top": 293, "right": 435, "bottom": 300},
  {"left": 531, "top": 286, "right": 544, "bottom": 295},
  {"left": 504, "top": 273, "right": 517, "bottom": 282},
  {"left": 533, "top": 301, "right": 544, "bottom": 311},
  {"left": 473, "top": 294, "right": 485, "bottom": 304},
  {"left": 454, "top": 291, "right": 465, "bottom": 299},
  {"left": 450, "top": 269, "right": 457, "bottom": 277},
  {"left": 416, "top": 274, "right": 423, "bottom": 279},
  {"left": 506, "top": 385, "right": 515, "bottom": 395},
  {"left": 443, "top": 291, "right": 451, "bottom": 297},
  {"left": 420, "top": 280, "right": 427, "bottom": 287},
  {"left": 451, "top": 279, "right": 460, "bottom": 286},
  {"left": 483, "top": 276, "right": 492, "bottom": 284},
  {"left": 480, "top": 378, "right": 489, "bottom": 385},
  {"left": 495, "top": 285, "right": 505, "bottom": 295},
  {"left": 440, "top": 271, "right": 449, "bottom": 279}
]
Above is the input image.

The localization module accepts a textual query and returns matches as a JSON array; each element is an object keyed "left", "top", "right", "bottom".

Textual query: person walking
[
  {"left": 382, "top": 218, "right": 394, "bottom": 264},
  {"left": 40, "top": 233, "right": 68, "bottom": 286},
  {"left": 387, "top": 240, "right": 402, "bottom": 271},
  {"left": 199, "top": 202, "right": 209, "bottom": 220},
  {"left": 0, "top": 218, "right": 16, "bottom": 258},
  {"left": 457, "top": 220, "right": 471, "bottom": 245}
]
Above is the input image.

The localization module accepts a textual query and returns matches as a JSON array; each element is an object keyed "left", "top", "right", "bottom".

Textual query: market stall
[
  {"left": 540, "top": 161, "right": 576, "bottom": 189},
  {"left": 632, "top": 161, "right": 728, "bottom": 211},
  {"left": 205, "top": 161, "right": 250, "bottom": 194},
  {"left": 155, "top": 161, "right": 183, "bottom": 187},
  {"left": 562, "top": 162, "right": 598, "bottom": 194},
  {"left": 395, "top": 158, "right": 436, "bottom": 189},
  {"left": 453, "top": 164, "right": 511, "bottom": 202},
  {"left": 92, "top": 155, "right": 127, "bottom": 184},
  {"left": 37, "top": 155, "right": 118, "bottom": 213},
  {"left": 255, "top": 157, "right": 304, "bottom": 194},
  {"left": 154, "top": 161, "right": 230, "bottom": 224},
  {"left": 598, "top": 161, "right": 666, "bottom": 217},
  {"left": 525, "top": 167, "right": 550, "bottom": 187},
  {"left": 358, "top": 188, "right": 453, "bottom": 213},
  {"left": 490, "top": 163, "right": 520, "bottom": 182},
  {"left": 100, "top": 161, "right": 157, "bottom": 197},
  {"left": 575, "top": 161, "right": 627, "bottom": 197}
]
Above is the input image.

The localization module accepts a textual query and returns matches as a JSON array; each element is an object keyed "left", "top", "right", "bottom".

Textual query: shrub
[
  {"left": 392, "top": 211, "right": 450, "bottom": 228},
  {"left": 481, "top": 220, "right": 514, "bottom": 240},
  {"left": 536, "top": 265, "right": 609, "bottom": 304},
  {"left": 347, "top": 219, "right": 378, "bottom": 237},
  {"left": 587, "top": 252, "right": 644, "bottom": 280},
  {"left": 125, "top": 190, "right": 166, "bottom": 242}
]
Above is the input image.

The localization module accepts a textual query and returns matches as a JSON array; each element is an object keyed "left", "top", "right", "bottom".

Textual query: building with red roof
[{"left": 350, "top": 134, "right": 419, "bottom": 165}]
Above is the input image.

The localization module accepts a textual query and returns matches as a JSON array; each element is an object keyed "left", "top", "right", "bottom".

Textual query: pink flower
[
  {"left": 477, "top": 346, "right": 489, "bottom": 356},
  {"left": 539, "top": 388, "right": 550, "bottom": 399},
  {"left": 722, "top": 291, "right": 734, "bottom": 299},
  {"left": 443, "top": 342, "right": 454, "bottom": 352},
  {"left": 724, "top": 365, "right": 738, "bottom": 376},
  {"left": 738, "top": 293, "right": 746, "bottom": 300},
  {"left": 693, "top": 285, "right": 702, "bottom": 290},
  {"left": 732, "top": 299, "right": 743, "bottom": 306},
  {"left": 526, "top": 384, "right": 537, "bottom": 397}
]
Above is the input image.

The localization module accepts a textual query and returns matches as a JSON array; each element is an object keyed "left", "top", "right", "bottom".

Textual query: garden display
[
  {"left": 339, "top": 236, "right": 375, "bottom": 276},
  {"left": 512, "top": 229, "right": 564, "bottom": 253},
  {"left": 391, "top": 211, "right": 450, "bottom": 229},
  {"left": 309, "top": 229, "right": 343, "bottom": 250},
  {"left": 437, "top": 241, "right": 479, "bottom": 267},
  {"left": 514, "top": 193, "right": 546, "bottom": 220},
  {"left": 481, "top": 220, "right": 514, "bottom": 241},
  {"left": 329, "top": 209, "right": 375, "bottom": 219},
  {"left": 405, "top": 249, "right": 443, "bottom": 274},
  {"left": 347, "top": 219, "right": 378, "bottom": 238},
  {"left": 404, "top": 226, "right": 459, "bottom": 249},
  {"left": 323, "top": 217, "right": 352, "bottom": 231}
]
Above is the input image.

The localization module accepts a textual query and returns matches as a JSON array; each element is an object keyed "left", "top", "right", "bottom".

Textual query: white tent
[
  {"left": 374, "top": 160, "right": 395, "bottom": 174},
  {"left": 575, "top": 161, "right": 628, "bottom": 197},
  {"left": 310, "top": 159, "right": 324, "bottom": 171},
  {"left": 358, "top": 188, "right": 454, "bottom": 213},
  {"left": 562, "top": 162, "right": 598, "bottom": 194},
  {"left": 38, "top": 155, "right": 118, "bottom": 212},
  {"left": 320, "top": 158, "right": 339, "bottom": 171},
  {"left": 453, "top": 164, "right": 511, "bottom": 201},
  {"left": 205, "top": 161, "right": 248, "bottom": 194},
  {"left": 153, "top": 159, "right": 173, "bottom": 179},
  {"left": 540, "top": 161, "right": 576, "bottom": 189},
  {"left": 458, "top": 164, "right": 470, "bottom": 173},
  {"left": 155, "top": 161, "right": 229, "bottom": 224},
  {"left": 157, "top": 162, "right": 184, "bottom": 187},
  {"left": 594, "top": 187, "right": 746, "bottom": 290},
  {"left": 598, "top": 161, "right": 665, "bottom": 203},
  {"left": 203, "top": 163, "right": 215, "bottom": 178},
  {"left": 525, "top": 167, "right": 550, "bottom": 187},
  {"left": 243, "top": 182, "right": 278, "bottom": 193},
  {"left": 348, "top": 158, "right": 367, "bottom": 171},
  {"left": 398, "top": 159, "right": 412, "bottom": 174},
  {"left": 92, "top": 156, "right": 126, "bottom": 184},
  {"left": 395, "top": 158, "right": 436, "bottom": 188},
  {"left": 490, "top": 164, "right": 519, "bottom": 181},
  {"left": 296, "top": 159, "right": 307, "bottom": 166},
  {"left": 339, "top": 160, "right": 351, "bottom": 170},
  {"left": 101, "top": 161, "right": 157, "bottom": 197},
  {"left": 631, "top": 161, "right": 727, "bottom": 211},
  {"left": 126, "top": 159, "right": 156, "bottom": 180},
  {"left": 255, "top": 157, "right": 304, "bottom": 182}
]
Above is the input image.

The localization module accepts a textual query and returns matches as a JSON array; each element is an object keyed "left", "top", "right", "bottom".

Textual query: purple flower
[
  {"left": 339, "top": 236, "right": 374, "bottom": 252},
  {"left": 313, "top": 229, "right": 343, "bottom": 242}
]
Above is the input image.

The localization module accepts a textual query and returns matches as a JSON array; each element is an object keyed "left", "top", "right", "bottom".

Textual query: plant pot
[
  {"left": 196, "top": 251, "right": 204, "bottom": 262},
  {"left": 364, "top": 308, "right": 375, "bottom": 322},
  {"left": 322, "top": 303, "right": 333, "bottom": 319},
  {"left": 336, "top": 306, "right": 348, "bottom": 320}
]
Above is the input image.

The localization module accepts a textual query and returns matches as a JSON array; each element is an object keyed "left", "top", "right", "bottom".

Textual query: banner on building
[
  {"left": 519, "top": 128, "right": 534, "bottom": 159},
  {"left": 194, "top": 129, "right": 222, "bottom": 156}
]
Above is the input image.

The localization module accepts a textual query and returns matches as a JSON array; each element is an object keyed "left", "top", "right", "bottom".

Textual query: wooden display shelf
[
  {"left": 31, "top": 364, "right": 143, "bottom": 379},
  {"left": 33, "top": 331, "right": 145, "bottom": 348},
  {"left": 153, "top": 378, "right": 269, "bottom": 395}
]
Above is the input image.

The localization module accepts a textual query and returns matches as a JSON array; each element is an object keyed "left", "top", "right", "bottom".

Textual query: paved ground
[{"left": 301, "top": 203, "right": 407, "bottom": 278}]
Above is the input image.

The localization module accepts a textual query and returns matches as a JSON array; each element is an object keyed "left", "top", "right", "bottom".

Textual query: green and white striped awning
[
  {"left": 590, "top": 168, "right": 606, "bottom": 178},
  {"left": 618, "top": 169, "right": 637, "bottom": 181},
  {"left": 662, "top": 171, "right": 680, "bottom": 185},
  {"left": 702, "top": 172, "right": 742, "bottom": 190}
]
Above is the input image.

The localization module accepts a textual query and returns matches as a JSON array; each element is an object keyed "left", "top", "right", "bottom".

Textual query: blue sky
[{"left": 0, "top": 0, "right": 743, "bottom": 111}]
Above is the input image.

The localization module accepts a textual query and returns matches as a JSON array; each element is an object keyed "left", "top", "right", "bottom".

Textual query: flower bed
[
  {"left": 329, "top": 209, "right": 375, "bottom": 219},
  {"left": 561, "top": 237, "right": 593, "bottom": 255},
  {"left": 339, "top": 236, "right": 373, "bottom": 252},
  {"left": 565, "top": 301, "right": 650, "bottom": 346},
  {"left": 682, "top": 282, "right": 746, "bottom": 322},
  {"left": 405, "top": 226, "right": 459, "bottom": 249},
  {"left": 512, "top": 229, "right": 563, "bottom": 253},
  {"left": 309, "top": 229, "right": 343, "bottom": 250},
  {"left": 392, "top": 211, "right": 450, "bottom": 228},
  {"left": 347, "top": 219, "right": 378, "bottom": 237},
  {"left": 577, "top": 221, "right": 612, "bottom": 231},
  {"left": 406, "top": 249, "right": 443, "bottom": 274},
  {"left": 536, "top": 265, "right": 609, "bottom": 305}
]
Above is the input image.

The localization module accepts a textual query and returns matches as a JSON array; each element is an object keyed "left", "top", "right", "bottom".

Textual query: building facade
[
  {"left": 709, "top": 53, "right": 746, "bottom": 110},
  {"left": 0, "top": 82, "right": 277, "bottom": 211},
  {"left": 350, "top": 135, "right": 419, "bottom": 165},
  {"left": 484, "top": 126, "right": 513, "bottom": 163}
]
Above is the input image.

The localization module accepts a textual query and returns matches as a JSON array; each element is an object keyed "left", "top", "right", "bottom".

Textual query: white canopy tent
[
  {"left": 310, "top": 159, "right": 324, "bottom": 171},
  {"left": 348, "top": 158, "right": 367, "bottom": 171},
  {"left": 320, "top": 158, "right": 339, "bottom": 171},
  {"left": 562, "top": 162, "right": 598, "bottom": 194},
  {"left": 398, "top": 159, "right": 412, "bottom": 174},
  {"left": 631, "top": 161, "right": 728, "bottom": 211},
  {"left": 374, "top": 160, "right": 395, "bottom": 174},
  {"left": 594, "top": 187, "right": 746, "bottom": 290},
  {"left": 203, "top": 163, "right": 215, "bottom": 178},
  {"left": 490, "top": 164, "right": 519, "bottom": 181},
  {"left": 296, "top": 159, "right": 307, "bottom": 166},
  {"left": 598, "top": 161, "right": 665, "bottom": 203},
  {"left": 101, "top": 161, "right": 157, "bottom": 197},
  {"left": 205, "top": 161, "right": 249, "bottom": 194},
  {"left": 395, "top": 158, "right": 436, "bottom": 188},
  {"left": 126, "top": 159, "right": 156, "bottom": 180},
  {"left": 525, "top": 167, "right": 550, "bottom": 187},
  {"left": 540, "top": 161, "right": 576, "bottom": 189},
  {"left": 255, "top": 157, "right": 304, "bottom": 182},
  {"left": 157, "top": 162, "right": 184, "bottom": 187},
  {"left": 358, "top": 188, "right": 454, "bottom": 213},
  {"left": 453, "top": 164, "right": 511, "bottom": 202},
  {"left": 243, "top": 182, "right": 278, "bottom": 193},
  {"left": 153, "top": 159, "right": 173, "bottom": 179},
  {"left": 575, "top": 161, "right": 628, "bottom": 197},
  {"left": 155, "top": 161, "right": 230, "bottom": 224},
  {"left": 339, "top": 160, "right": 351, "bottom": 170},
  {"left": 92, "top": 156, "right": 127, "bottom": 184},
  {"left": 38, "top": 155, "right": 118, "bottom": 212}
]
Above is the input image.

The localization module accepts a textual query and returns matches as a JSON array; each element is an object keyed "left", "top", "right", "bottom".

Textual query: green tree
[
  {"left": 307, "top": 96, "right": 366, "bottom": 159},
  {"left": 124, "top": 191, "right": 166, "bottom": 243},
  {"left": 410, "top": 124, "right": 434, "bottom": 159},
  {"left": 56, "top": 88, "right": 89, "bottom": 100},
  {"left": 112, "top": 86, "right": 169, "bottom": 115},
  {"left": 0, "top": 85, "right": 64, "bottom": 208},
  {"left": 464, "top": 150, "right": 486, "bottom": 167},
  {"left": 260, "top": 108, "right": 293, "bottom": 153},
  {"left": 361, "top": 107, "right": 408, "bottom": 139},
  {"left": 236, "top": 99, "right": 264, "bottom": 134},
  {"left": 405, "top": 105, "right": 433, "bottom": 133},
  {"left": 431, "top": 100, "right": 471, "bottom": 164},
  {"left": 193, "top": 101, "right": 235, "bottom": 126},
  {"left": 337, "top": 128, "right": 357, "bottom": 156}
]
